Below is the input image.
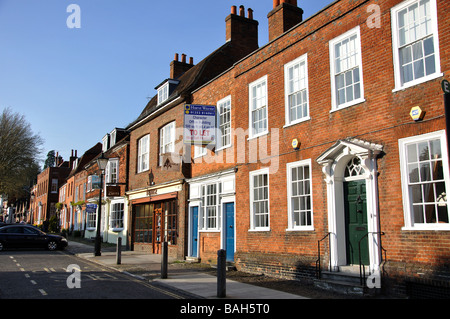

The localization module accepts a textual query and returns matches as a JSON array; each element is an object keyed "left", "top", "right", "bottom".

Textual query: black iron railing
[
  {"left": 316, "top": 232, "right": 332, "bottom": 279},
  {"left": 359, "top": 231, "right": 386, "bottom": 285}
]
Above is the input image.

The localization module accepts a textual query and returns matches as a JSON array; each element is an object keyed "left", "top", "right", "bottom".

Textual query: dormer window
[
  {"left": 102, "top": 134, "right": 110, "bottom": 152},
  {"left": 156, "top": 79, "right": 179, "bottom": 106},
  {"left": 158, "top": 83, "right": 169, "bottom": 105}
]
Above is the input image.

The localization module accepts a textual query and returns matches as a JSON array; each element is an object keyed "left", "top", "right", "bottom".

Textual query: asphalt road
[{"left": 0, "top": 249, "right": 187, "bottom": 299}]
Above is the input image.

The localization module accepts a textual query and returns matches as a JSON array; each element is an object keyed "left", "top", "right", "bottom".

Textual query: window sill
[
  {"left": 111, "top": 228, "right": 124, "bottom": 232},
  {"left": 330, "top": 98, "right": 366, "bottom": 113},
  {"left": 247, "top": 131, "right": 269, "bottom": 141},
  {"left": 286, "top": 227, "right": 314, "bottom": 232},
  {"left": 215, "top": 144, "right": 232, "bottom": 153},
  {"left": 283, "top": 116, "right": 311, "bottom": 128},
  {"left": 402, "top": 224, "right": 450, "bottom": 231},
  {"left": 248, "top": 228, "right": 270, "bottom": 232},
  {"left": 199, "top": 229, "right": 220, "bottom": 233},
  {"left": 392, "top": 73, "right": 443, "bottom": 93}
]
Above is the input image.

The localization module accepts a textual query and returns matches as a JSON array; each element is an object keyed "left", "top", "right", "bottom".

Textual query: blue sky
[{"left": 0, "top": 0, "right": 333, "bottom": 164}]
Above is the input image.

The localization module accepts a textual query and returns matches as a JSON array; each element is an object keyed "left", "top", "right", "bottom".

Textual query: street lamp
[{"left": 94, "top": 152, "right": 109, "bottom": 256}]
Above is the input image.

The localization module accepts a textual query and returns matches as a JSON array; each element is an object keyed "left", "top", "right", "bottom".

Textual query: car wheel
[{"left": 47, "top": 241, "right": 58, "bottom": 251}]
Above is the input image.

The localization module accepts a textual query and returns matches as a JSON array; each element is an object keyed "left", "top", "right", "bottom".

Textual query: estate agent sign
[{"left": 184, "top": 104, "right": 216, "bottom": 145}]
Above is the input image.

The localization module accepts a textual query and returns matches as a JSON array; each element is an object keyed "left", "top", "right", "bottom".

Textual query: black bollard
[
  {"left": 161, "top": 242, "right": 168, "bottom": 279},
  {"left": 116, "top": 237, "right": 122, "bottom": 265},
  {"left": 217, "top": 249, "right": 226, "bottom": 298}
]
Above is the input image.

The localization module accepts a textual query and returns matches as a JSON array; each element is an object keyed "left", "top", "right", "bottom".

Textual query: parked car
[{"left": 0, "top": 224, "right": 68, "bottom": 251}]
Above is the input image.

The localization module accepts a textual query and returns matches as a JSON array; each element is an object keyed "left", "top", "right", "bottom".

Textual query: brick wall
[{"left": 189, "top": 0, "right": 450, "bottom": 294}]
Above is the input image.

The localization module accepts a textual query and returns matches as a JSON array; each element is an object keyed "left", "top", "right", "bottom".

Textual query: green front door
[{"left": 344, "top": 180, "right": 369, "bottom": 265}]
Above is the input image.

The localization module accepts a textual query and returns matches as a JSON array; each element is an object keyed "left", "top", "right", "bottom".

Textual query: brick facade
[
  {"left": 33, "top": 0, "right": 449, "bottom": 297},
  {"left": 187, "top": 0, "right": 450, "bottom": 296}
]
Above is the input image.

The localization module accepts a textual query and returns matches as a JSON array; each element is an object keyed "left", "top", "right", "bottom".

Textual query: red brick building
[
  {"left": 186, "top": 0, "right": 450, "bottom": 297},
  {"left": 58, "top": 144, "right": 102, "bottom": 233},
  {"left": 125, "top": 5, "right": 259, "bottom": 258},
  {"left": 31, "top": 153, "right": 72, "bottom": 229}
]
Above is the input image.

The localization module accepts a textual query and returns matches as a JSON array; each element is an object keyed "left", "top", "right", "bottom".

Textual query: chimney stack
[
  {"left": 170, "top": 53, "right": 194, "bottom": 79},
  {"left": 268, "top": 0, "right": 303, "bottom": 42},
  {"left": 226, "top": 5, "right": 259, "bottom": 54}
]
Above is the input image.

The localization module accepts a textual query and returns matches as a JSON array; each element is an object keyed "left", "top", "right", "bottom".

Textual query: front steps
[{"left": 314, "top": 265, "right": 378, "bottom": 296}]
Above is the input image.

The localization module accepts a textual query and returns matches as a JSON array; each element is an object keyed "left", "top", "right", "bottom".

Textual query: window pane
[{"left": 405, "top": 136, "right": 449, "bottom": 226}]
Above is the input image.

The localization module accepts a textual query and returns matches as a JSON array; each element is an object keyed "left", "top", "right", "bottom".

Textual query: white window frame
[
  {"left": 329, "top": 26, "right": 365, "bottom": 111},
  {"left": 249, "top": 168, "right": 270, "bottom": 231},
  {"left": 287, "top": 159, "right": 314, "bottom": 231},
  {"left": 248, "top": 76, "right": 268, "bottom": 139},
  {"left": 200, "top": 183, "right": 220, "bottom": 231},
  {"left": 391, "top": 0, "right": 442, "bottom": 91},
  {"left": 137, "top": 134, "right": 150, "bottom": 173},
  {"left": 194, "top": 145, "right": 207, "bottom": 159},
  {"left": 105, "top": 158, "right": 119, "bottom": 184},
  {"left": 86, "top": 209, "right": 97, "bottom": 230},
  {"left": 284, "top": 54, "right": 310, "bottom": 126},
  {"left": 399, "top": 130, "right": 450, "bottom": 231},
  {"left": 157, "top": 82, "right": 169, "bottom": 105},
  {"left": 217, "top": 96, "right": 232, "bottom": 150},
  {"left": 102, "top": 135, "right": 109, "bottom": 152},
  {"left": 159, "top": 121, "right": 176, "bottom": 166},
  {"left": 110, "top": 200, "right": 124, "bottom": 230}
]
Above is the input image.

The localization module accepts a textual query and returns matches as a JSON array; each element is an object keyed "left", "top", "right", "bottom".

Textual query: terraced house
[
  {"left": 125, "top": 4, "right": 259, "bottom": 259},
  {"left": 185, "top": 0, "right": 450, "bottom": 297},
  {"left": 46, "top": 0, "right": 449, "bottom": 297}
]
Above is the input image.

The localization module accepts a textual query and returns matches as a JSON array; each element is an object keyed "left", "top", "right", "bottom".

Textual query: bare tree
[{"left": 0, "top": 108, "right": 44, "bottom": 198}]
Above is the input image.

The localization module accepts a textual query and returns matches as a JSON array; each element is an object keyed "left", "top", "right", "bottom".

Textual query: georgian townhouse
[
  {"left": 58, "top": 150, "right": 78, "bottom": 231},
  {"left": 58, "top": 144, "right": 102, "bottom": 233},
  {"left": 99, "top": 128, "right": 130, "bottom": 246},
  {"left": 125, "top": 5, "right": 259, "bottom": 258},
  {"left": 81, "top": 131, "right": 130, "bottom": 246},
  {"left": 187, "top": 0, "right": 450, "bottom": 297},
  {"left": 31, "top": 153, "right": 72, "bottom": 229}
]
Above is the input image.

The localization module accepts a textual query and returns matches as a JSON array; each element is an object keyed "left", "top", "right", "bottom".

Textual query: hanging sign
[{"left": 184, "top": 104, "right": 216, "bottom": 145}]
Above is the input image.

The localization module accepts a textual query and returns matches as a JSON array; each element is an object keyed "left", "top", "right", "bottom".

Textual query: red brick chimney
[
  {"left": 268, "top": 0, "right": 303, "bottom": 42},
  {"left": 226, "top": 5, "right": 259, "bottom": 54},
  {"left": 170, "top": 53, "right": 194, "bottom": 79}
]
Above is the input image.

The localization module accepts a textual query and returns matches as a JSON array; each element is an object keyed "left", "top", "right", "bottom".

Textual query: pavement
[{"left": 65, "top": 240, "right": 307, "bottom": 299}]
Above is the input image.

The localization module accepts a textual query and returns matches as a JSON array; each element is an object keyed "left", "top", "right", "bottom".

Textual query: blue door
[
  {"left": 224, "top": 203, "right": 235, "bottom": 262},
  {"left": 191, "top": 206, "right": 199, "bottom": 257}
]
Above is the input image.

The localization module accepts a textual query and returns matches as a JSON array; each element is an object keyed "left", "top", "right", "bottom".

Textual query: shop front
[{"left": 127, "top": 180, "right": 186, "bottom": 258}]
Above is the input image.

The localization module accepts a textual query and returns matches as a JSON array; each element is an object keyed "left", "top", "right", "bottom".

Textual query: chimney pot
[
  {"left": 248, "top": 8, "right": 253, "bottom": 20},
  {"left": 268, "top": 0, "right": 303, "bottom": 41},
  {"left": 174, "top": 53, "right": 179, "bottom": 61},
  {"left": 189, "top": 57, "right": 194, "bottom": 65},
  {"left": 239, "top": 5, "right": 245, "bottom": 17},
  {"left": 181, "top": 53, "right": 187, "bottom": 63},
  {"left": 231, "top": 5, "right": 237, "bottom": 15}
]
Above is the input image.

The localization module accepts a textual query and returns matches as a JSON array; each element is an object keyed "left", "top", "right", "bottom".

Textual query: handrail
[
  {"left": 316, "top": 232, "right": 332, "bottom": 279},
  {"left": 358, "top": 231, "right": 386, "bottom": 285}
]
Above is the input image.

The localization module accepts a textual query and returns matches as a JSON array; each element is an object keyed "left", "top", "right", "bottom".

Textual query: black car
[{"left": 0, "top": 224, "right": 68, "bottom": 251}]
